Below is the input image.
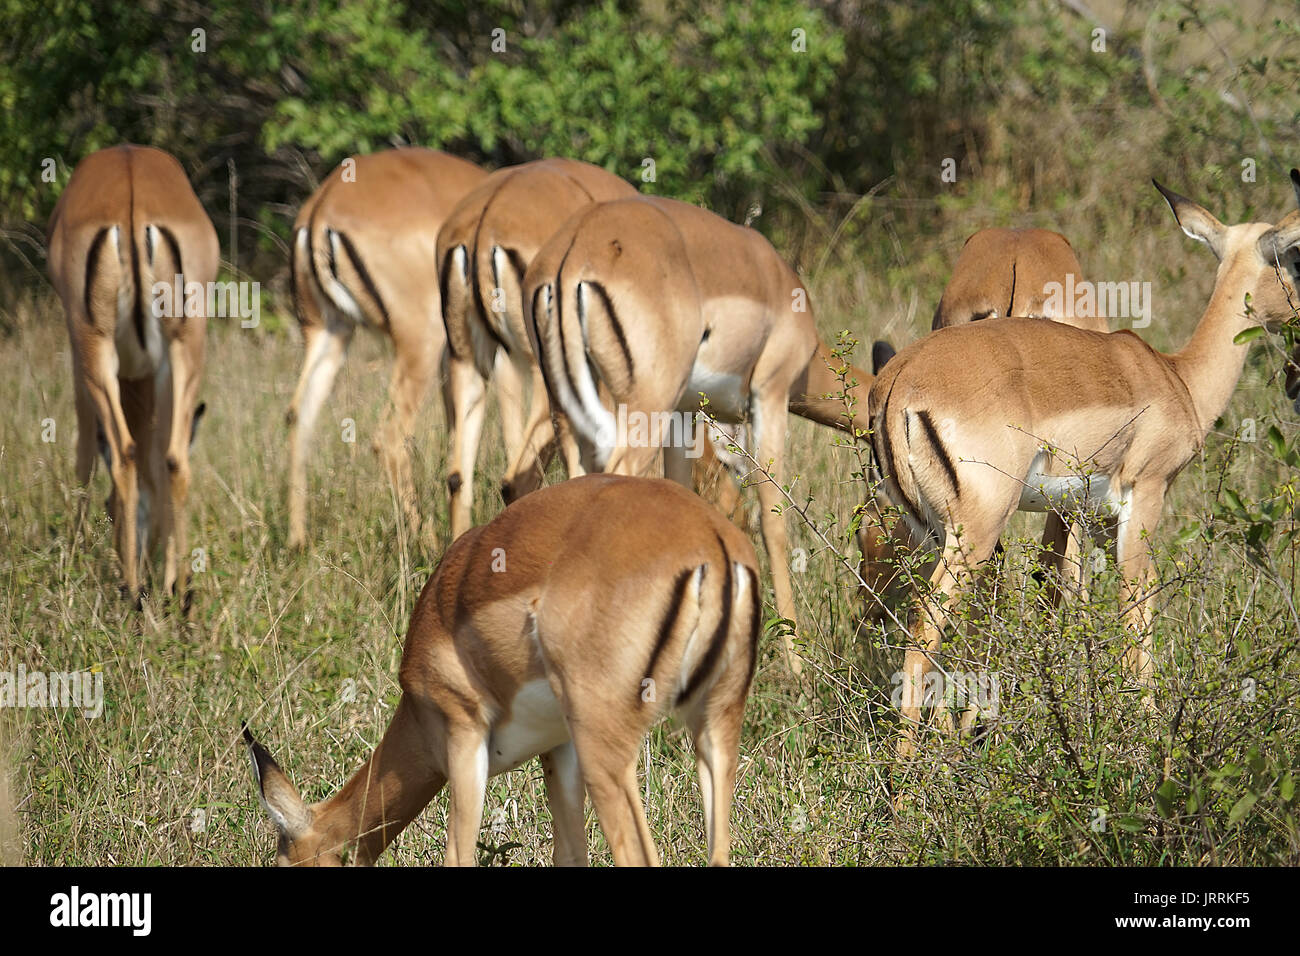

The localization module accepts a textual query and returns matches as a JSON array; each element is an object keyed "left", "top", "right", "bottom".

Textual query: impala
[
  {"left": 246, "top": 474, "right": 759, "bottom": 866},
  {"left": 931, "top": 227, "right": 1106, "bottom": 331},
  {"left": 868, "top": 179, "right": 1300, "bottom": 756},
  {"left": 863, "top": 227, "right": 1108, "bottom": 619},
  {"left": 47, "top": 144, "right": 218, "bottom": 609},
  {"left": 286, "top": 147, "right": 486, "bottom": 548},
  {"left": 437, "top": 158, "right": 637, "bottom": 538},
  {"left": 522, "top": 195, "right": 877, "bottom": 675},
  {"left": 1276, "top": 171, "right": 1300, "bottom": 411}
]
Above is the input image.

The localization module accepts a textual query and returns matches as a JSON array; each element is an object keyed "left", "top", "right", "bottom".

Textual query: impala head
[
  {"left": 1154, "top": 175, "right": 1300, "bottom": 337},
  {"left": 244, "top": 725, "right": 342, "bottom": 867},
  {"left": 1273, "top": 168, "right": 1300, "bottom": 412}
]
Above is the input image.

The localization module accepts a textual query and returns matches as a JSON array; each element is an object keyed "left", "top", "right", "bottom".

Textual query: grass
[{"left": 2, "top": 184, "right": 1300, "bottom": 866}]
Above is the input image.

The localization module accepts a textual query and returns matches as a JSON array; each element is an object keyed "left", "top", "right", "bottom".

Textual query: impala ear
[
  {"left": 1153, "top": 180, "right": 1227, "bottom": 260},
  {"left": 871, "top": 340, "right": 896, "bottom": 374},
  {"left": 1290, "top": 168, "right": 1300, "bottom": 211},
  {"left": 243, "top": 725, "right": 311, "bottom": 839}
]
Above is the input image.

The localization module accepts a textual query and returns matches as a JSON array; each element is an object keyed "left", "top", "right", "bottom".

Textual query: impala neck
[
  {"left": 788, "top": 342, "right": 874, "bottom": 434},
  {"left": 1168, "top": 252, "right": 1260, "bottom": 433},
  {"left": 312, "top": 698, "right": 445, "bottom": 865}
]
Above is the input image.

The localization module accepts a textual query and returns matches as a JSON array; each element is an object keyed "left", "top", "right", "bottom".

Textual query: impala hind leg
[
  {"left": 446, "top": 352, "right": 488, "bottom": 539},
  {"left": 71, "top": 374, "right": 101, "bottom": 544},
  {"left": 689, "top": 688, "right": 747, "bottom": 866},
  {"left": 501, "top": 365, "right": 558, "bottom": 504},
  {"left": 376, "top": 330, "right": 438, "bottom": 544},
  {"left": 896, "top": 527, "right": 1001, "bottom": 759},
  {"left": 540, "top": 742, "right": 588, "bottom": 867},
  {"left": 443, "top": 723, "right": 489, "bottom": 867},
  {"left": 287, "top": 319, "right": 352, "bottom": 549},
  {"left": 493, "top": 349, "right": 526, "bottom": 466},
  {"left": 83, "top": 352, "right": 143, "bottom": 604},
  {"left": 160, "top": 332, "right": 205, "bottom": 609},
  {"left": 579, "top": 750, "right": 659, "bottom": 867}
]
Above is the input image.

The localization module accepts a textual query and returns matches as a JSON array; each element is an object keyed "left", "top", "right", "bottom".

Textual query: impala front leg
[{"left": 1115, "top": 486, "right": 1165, "bottom": 692}]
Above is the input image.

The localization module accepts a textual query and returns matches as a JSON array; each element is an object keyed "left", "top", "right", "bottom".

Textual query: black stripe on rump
[
  {"left": 553, "top": 233, "right": 582, "bottom": 417},
  {"left": 677, "top": 534, "right": 734, "bottom": 706},
  {"left": 155, "top": 226, "right": 183, "bottom": 281},
  {"left": 334, "top": 230, "right": 391, "bottom": 330},
  {"left": 914, "top": 409, "right": 959, "bottom": 494},
  {"left": 439, "top": 248, "right": 462, "bottom": 359},
  {"left": 640, "top": 567, "right": 701, "bottom": 705},
  {"left": 582, "top": 280, "right": 635, "bottom": 385},
  {"left": 82, "top": 227, "right": 111, "bottom": 324},
  {"left": 744, "top": 564, "right": 761, "bottom": 687},
  {"left": 872, "top": 376, "right": 930, "bottom": 535}
]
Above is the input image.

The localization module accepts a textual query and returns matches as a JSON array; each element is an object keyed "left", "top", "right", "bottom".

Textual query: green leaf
[
  {"left": 1266, "top": 425, "right": 1287, "bottom": 459},
  {"left": 1228, "top": 792, "right": 1258, "bottom": 825},
  {"left": 1155, "top": 779, "right": 1177, "bottom": 818}
]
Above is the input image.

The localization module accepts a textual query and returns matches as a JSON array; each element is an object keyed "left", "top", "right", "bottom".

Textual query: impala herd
[{"left": 45, "top": 143, "right": 1300, "bottom": 865}]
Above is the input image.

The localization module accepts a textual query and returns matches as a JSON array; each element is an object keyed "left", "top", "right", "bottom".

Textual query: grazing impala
[
  {"left": 437, "top": 158, "right": 637, "bottom": 538},
  {"left": 523, "top": 195, "right": 877, "bottom": 675},
  {"left": 286, "top": 147, "right": 486, "bottom": 548},
  {"left": 246, "top": 474, "right": 759, "bottom": 866},
  {"left": 870, "top": 179, "right": 1300, "bottom": 757},
  {"left": 47, "top": 144, "right": 218, "bottom": 608},
  {"left": 863, "top": 227, "right": 1108, "bottom": 619}
]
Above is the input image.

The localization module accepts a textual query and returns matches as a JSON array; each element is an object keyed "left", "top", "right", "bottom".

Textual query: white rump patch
[{"left": 321, "top": 228, "right": 367, "bottom": 326}]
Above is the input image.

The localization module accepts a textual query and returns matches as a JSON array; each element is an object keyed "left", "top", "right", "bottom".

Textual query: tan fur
[
  {"left": 932, "top": 227, "right": 1104, "bottom": 331},
  {"left": 285, "top": 148, "right": 486, "bottom": 549},
  {"left": 522, "top": 195, "right": 875, "bottom": 676},
  {"left": 863, "top": 227, "right": 1104, "bottom": 620},
  {"left": 47, "top": 144, "right": 218, "bottom": 607},
  {"left": 435, "top": 158, "right": 636, "bottom": 538},
  {"left": 869, "top": 182, "right": 1300, "bottom": 757},
  {"left": 247, "top": 475, "right": 759, "bottom": 866}
]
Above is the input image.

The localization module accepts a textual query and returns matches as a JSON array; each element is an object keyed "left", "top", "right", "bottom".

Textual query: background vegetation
[{"left": 1, "top": 0, "right": 1299, "bottom": 864}]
